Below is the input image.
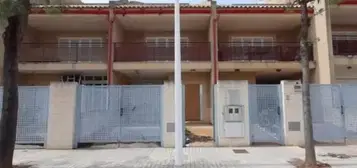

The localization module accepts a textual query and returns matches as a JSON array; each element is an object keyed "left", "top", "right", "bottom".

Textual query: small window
[
  {"left": 230, "top": 37, "right": 275, "bottom": 47},
  {"left": 57, "top": 37, "right": 103, "bottom": 62},
  {"left": 145, "top": 37, "right": 189, "bottom": 48}
]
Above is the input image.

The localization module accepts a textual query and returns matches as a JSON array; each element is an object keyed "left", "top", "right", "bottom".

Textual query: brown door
[{"left": 185, "top": 84, "right": 200, "bottom": 121}]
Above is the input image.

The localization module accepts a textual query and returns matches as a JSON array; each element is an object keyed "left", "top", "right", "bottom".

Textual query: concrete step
[{"left": 186, "top": 124, "right": 213, "bottom": 137}]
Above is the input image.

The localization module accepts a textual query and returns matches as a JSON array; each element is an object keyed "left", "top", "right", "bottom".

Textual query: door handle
[
  {"left": 120, "top": 108, "right": 124, "bottom": 116},
  {"left": 277, "top": 106, "right": 281, "bottom": 116}
]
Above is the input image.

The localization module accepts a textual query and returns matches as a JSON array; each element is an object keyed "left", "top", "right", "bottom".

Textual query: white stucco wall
[
  {"left": 46, "top": 82, "right": 78, "bottom": 149},
  {"left": 161, "top": 81, "right": 175, "bottom": 147},
  {"left": 215, "top": 80, "right": 250, "bottom": 146},
  {"left": 281, "top": 80, "right": 305, "bottom": 146},
  {"left": 310, "top": 0, "right": 335, "bottom": 84}
]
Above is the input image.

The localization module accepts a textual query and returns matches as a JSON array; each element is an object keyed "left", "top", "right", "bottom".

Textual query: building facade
[{"left": 0, "top": 0, "right": 356, "bottom": 125}]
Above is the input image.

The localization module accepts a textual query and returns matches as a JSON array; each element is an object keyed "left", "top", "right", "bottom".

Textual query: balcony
[
  {"left": 333, "top": 36, "right": 357, "bottom": 56},
  {"left": 218, "top": 42, "right": 310, "bottom": 62},
  {"left": 19, "top": 43, "right": 107, "bottom": 63},
  {"left": 114, "top": 42, "right": 210, "bottom": 62}
]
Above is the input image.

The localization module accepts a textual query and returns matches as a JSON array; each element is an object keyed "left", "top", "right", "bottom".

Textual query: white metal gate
[
  {"left": 341, "top": 84, "right": 357, "bottom": 142},
  {"left": 310, "top": 84, "right": 345, "bottom": 143},
  {"left": 249, "top": 85, "right": 284, "bottom": 145},
  {"left": 78, "top": 85, "right": 162, "bottom": 143},
  {"left": 0, "top": 86, "right": 49, "bottom": 144}
]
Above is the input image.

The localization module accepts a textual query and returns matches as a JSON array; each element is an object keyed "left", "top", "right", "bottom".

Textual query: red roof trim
[
  {"left": 218, "top": 8, "right": 314, "bottom": 14},
  {"left": 30, "top": 7, "right": 314, "bottom": 15},
  {"left": 30, "top": 8, "right": 109, "bottom": 14},
  {"left": 339, "top": 0, "right": 357, "bottom": 5},
  {"left": 114, "top": 8, "right": 211, "bottom": 14}
]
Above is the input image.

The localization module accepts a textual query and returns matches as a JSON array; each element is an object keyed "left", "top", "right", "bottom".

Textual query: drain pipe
[
  {"left": 107, "top": 6, "right": 115, "bottom": 85},
  {"left": 213, "top": 15, "right": 218, "bottom": 84}
]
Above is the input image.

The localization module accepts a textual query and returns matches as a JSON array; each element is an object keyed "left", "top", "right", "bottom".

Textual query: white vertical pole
[{"left": 174, "top": 0, "right": 183, "bottom": 166}]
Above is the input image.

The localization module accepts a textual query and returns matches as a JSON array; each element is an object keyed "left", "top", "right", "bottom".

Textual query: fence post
[
  {"left": 281, "top": 80, "right": 305, "bottom": 146},
  {"left": 161, "top": 81, "right": 175, "bottom": 147},
  {"left": 215, "top": 80, "right": 250, "bottom": 147},
  {"left": 46, "top": 82, "right": 78, "bottom": 149}
]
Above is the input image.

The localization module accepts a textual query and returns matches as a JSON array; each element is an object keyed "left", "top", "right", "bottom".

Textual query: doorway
[
  {"left": 185, "top": 84, "right": 201, "bottom": 121},
  {"left": 184, "top": 84, "right": 214, "bottom": 147}
]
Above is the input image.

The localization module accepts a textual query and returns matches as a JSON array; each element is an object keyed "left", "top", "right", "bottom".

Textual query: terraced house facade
[{"left": 0, "top": 0, "right": 357, "bottom": 148}]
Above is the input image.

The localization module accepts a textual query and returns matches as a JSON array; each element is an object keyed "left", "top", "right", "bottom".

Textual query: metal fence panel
[
  {"left": 310, "top": 84, "right": 345, "bottom": 143},
  {"left": 78, "top": 85, "right": 162, "bottom": 143},
  {"left": 120, "top": 85, "right": 162, "bottom": 142},
  {"left": 0, "top": 86, "right": 49, "bottom": 144},
  {"left": 340, "top": 84, "right": 357, "bottom": 140},
  {"left": 17, "top": 86, "right": 49, "bottom": 144},
  {"left": 78, "top": 86, "right": 121, "bottom": 143},
  {"left": 249, "top": 84, "right": 283, "bottom": 144}
]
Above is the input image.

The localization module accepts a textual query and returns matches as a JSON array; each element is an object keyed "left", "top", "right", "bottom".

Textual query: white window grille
[
  {"left": 145, "top": 37, "right": 190, "bottom": 47},
  {"left": 81, "top": 75, "right": 108, "bottom": 86},
  {"left": 229, "top": 36, "right": 275, "bottom": 47},
  {"left": 58, "top": 37, "right": 103, "bottom": 62},
  {"left": 332, "top": 32, "right": 357, "bottom": 55},
  {"left": 61, "top": 75, "right": 107, "bottom": 85},
  {"left": 332, "top": 32, "right": 357, "bottom": 39}
]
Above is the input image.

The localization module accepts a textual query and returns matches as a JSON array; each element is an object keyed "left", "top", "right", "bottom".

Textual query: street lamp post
[{"left": 174, "top": 0, "right": 184, "bottom": 166}]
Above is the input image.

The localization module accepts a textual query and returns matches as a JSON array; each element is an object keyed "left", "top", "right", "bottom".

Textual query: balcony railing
[
  {"left": 218, "top": 42, "right": 312, "bottom": 61},
  {"left": 19, "top": 43, "right": 107, "bottom": 63},
  {"left": 114, "top": 42, "right": 210, "bottom": 62},
  {"left": 333, "top": 36, "right": 357, "bottom": 56}
]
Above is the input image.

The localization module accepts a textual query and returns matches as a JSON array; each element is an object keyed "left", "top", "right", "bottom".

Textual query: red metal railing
[
  {"left": 19, "top": 43, "right": 107, "bottom": 63},
  {"left": 218, "top": 42, "right": 312, "bottom": 61},
  {"left": 333, "top": 36, "right": 357, "bottom": 56},
  {"left": 114, "top": 42, "right": 210, "bottom": 62}
]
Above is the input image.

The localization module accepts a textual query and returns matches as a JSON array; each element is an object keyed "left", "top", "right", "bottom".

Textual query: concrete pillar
[
  {"left": 310, "top": 1, "right": 335, "bottom": 84},
  {"left": 46, "top": 82, "right": 78, "bottom": 149},
  {"left": 161, "top": 81, "right": 175, "bottom": 147},
  {"left": 281, "top": 80, "right": 305, "bottom": 146},
  {"left": 215, "top": 80, "right": 250, "bottom": 146}
]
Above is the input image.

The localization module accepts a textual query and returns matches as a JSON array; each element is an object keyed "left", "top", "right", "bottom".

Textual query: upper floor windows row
[
  {"left": 229, "top": 37, "right": 275, "bottom": 47},
  {"left": 145, "top": 37, "right": 190, "bottom": 47}
]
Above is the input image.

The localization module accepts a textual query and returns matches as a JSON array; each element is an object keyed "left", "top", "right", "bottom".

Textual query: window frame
[
  {"left": 229, "top": 36, "right": 276, "bottom": 47},
  {"left": 145, "top": 37, "right": 190, "bottom": 48},
  {"left": 57, "top": 37, "right": 104, "bottom": 47},
  {"left": 57, "top": 37, "right": 104, "bottom": 61},
  {"left": 332, "top": 31, "right": 357, "bottom": 40}
]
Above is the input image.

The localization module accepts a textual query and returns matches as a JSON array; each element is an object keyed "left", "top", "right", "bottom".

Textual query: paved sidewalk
[{"left": 13, "top": 146, "right": 357, "bottom": 168}]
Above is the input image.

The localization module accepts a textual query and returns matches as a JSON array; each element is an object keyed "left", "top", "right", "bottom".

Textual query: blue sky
[{"left": 81, "top": 0, "right": 261, "bottom": 5}]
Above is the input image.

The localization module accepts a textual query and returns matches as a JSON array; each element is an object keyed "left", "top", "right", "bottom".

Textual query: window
[
  {"left": 332, "top": 32, "right": 357, "bottom": 47},
  {"left": 80, "top": 75, "right": 108, "bottom": 86},
  {"left": 145, "top": 37, "right": 189, "bottom": 47},
  {"left": 332, "top": 31, "right": 357, "bottom": 40},
  {"left": 332, "top": 32, "right": 357, "bottom": 55},
  {"left": 229, "top": 37, "right": 275, "bottom": 47},
  {"left": 61, "top": 74, "right": 107, "bottom": 85},
  {"left": 58, "top": 37, "right": 104, "bottom": 62}
]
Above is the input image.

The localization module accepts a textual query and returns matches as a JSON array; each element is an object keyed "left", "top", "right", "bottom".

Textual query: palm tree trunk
[
  {"left": 300, "top": 0, "right": 317, "bottom": 167},
  {"left": 0, "top": 14, "right": 20, "bottom": 168}
]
